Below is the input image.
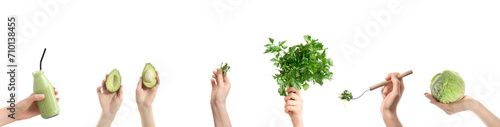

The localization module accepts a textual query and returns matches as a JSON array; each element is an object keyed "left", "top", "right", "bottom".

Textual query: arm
[
  {"left": 425, "top": 94, "right": 500, "bottom": 127},
  {"left": 284, "top": 87, "right": 304, "bottom": 127},
  {"left": 97, "top": 112, "right": 116, "bottom": 127},
  {"left": 472, "top": 100, "right": 500, "bottom": 127},
  {"left": 380, "top": 73, "right": 404, "bottom": 127},
  {"left": 136, "top": 71, "right": 160, "bottom": 127},
  {"left": 97, "top": 74, "right": 123, "bottom": 127},
  {"left": 0, "top": 88, "right": 59, "bottom": 126},
  {"left": 210, "top": 68, "right": 232, "bottom": 127},
  {"left": 0, "top": 107, "right": 16, "bottom": 126}
]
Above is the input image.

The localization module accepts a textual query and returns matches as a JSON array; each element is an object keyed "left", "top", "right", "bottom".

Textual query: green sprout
[{"left": 220, "top": 62, "right": 230, "bottom": 75}]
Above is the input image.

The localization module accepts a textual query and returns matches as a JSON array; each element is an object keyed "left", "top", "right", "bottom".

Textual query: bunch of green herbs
[{"left": 264, "top": 35, "right": 333, "bottom": 96}]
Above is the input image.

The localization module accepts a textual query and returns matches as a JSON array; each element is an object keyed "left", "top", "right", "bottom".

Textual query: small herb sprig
[
  {"left": 339, "top": 90, "right": 353, "bottom": 108},
  {"left": 339, "top": 90, "right": 353, "bottom": 101},
  {"left": 220, "top": 62, "right": 230, "bottom": 75},
  {"left": 264, "top": 35, "right": 333, "bottom": 96}
]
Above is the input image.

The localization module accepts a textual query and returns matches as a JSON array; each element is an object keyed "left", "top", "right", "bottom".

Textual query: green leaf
[
  {"left": 303, "top": 83, "right": 309, "bottom": 90},
  {"left": 279, "top": 40, "right": 286, "bottom": 46}
]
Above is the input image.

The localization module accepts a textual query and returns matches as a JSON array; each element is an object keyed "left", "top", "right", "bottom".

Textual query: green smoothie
[{"left": 33, "top": 70, "right": 59, "bottom": 119}]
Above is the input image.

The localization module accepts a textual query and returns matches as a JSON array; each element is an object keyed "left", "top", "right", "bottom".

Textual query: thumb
[
  {"left": 391, "top": 73, "right": 400, "bottom": 94},
  {"left": 26, "top": 94, "right": 45, "bottom": 103}
]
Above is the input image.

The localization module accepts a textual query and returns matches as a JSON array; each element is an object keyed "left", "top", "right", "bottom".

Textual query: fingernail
[{"left": 38, "top": 94, "right": 45, "bottom": 99}]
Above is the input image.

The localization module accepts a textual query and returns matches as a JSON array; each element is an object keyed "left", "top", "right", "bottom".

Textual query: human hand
[
  {"left": 284, "top": 87, "right": 303, "bottom": 127},
  {"left": 16, "top": 87, "right": 60, "bottom": 121},
  {"left": 210, "top": 68, "right": 232, "bottom": 127},
  {"left": 0, "top": 87, "right": 59, "bottom": 126},
  {"left": 136, "top": 71, "right": 160, "bottom": 110},
  {"left": 425, "top": 94, "right": 500, "bottom": 126},
  {"left": 380, "top": 72, "right": 404, "bottom": 127},
  {"left": 96, "top": 74, "right": 123, "bottom": 127},
  {"left": 211, "top": 68, "right": 231, "bottom": 106},
  {"left": 136, "top": 71, "right": 160, "bottom": 127},
  {"left": 424, "top": 93, "right": 476, "bottom": 115}
]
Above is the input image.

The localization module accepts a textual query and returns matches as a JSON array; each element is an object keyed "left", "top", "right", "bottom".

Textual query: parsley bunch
[{"left": 264, "top": 35, "right": 333, "bottom": 96}]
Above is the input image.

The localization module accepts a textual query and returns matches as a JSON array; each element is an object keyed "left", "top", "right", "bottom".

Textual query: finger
[
  {"left": 223, "top": 74, "right": 230, "bottom": 83},
  {"left": 381, "top": 86, "right": 387, "bottom": 99},
  {"left": 400, "top": 77, "right": 405, "bottom": 94},
  {"left": 27, "top": 94, "right": 45, "bottom": 102},
  {"left": 211, "top": 78, "right": 217, "bottom": 89},
  {"left": 216, "top": 68, "right": 224, "bottom": 87},
  {"left": 390, "top": 73, "right": 400, "bottom": 94},
  {"left": 106, "top": 74, "right": 109, "bottom": 78},
  {"left": 55, "top": 90, "right": 59, "bottom": 95},
  {"left": 53, "top": 87, "right": 56, "bottom": 91},
  {"left": 382, "top": 84, "right": 392, "bottom": 99},
  {"left": 285, "top": 106, "right": 291, "bottom": 114},
  {"left": 56, "top": 97, "right": 60, "bottom": 101},
  {"left": 102, "top": 78, "right": 107, "bottom": 93},
  {"left": 97, "top": 86, "right": 103, "bottom": 94},
  {"left": 155, "top": 71, "right": 160, "bottom": 86},
  {"left": 137, "top": 77, "right": 143, "bottom": 91},
  {"left": 425, "top": 93, "right": 441, "bottom": 105},
  {"left": 286, "top": 87, "right": 300, "bottom": 96},
  {"left": 285, "top": 92, "right": 299, "bottom": 102},
  {"left": 285, "top": 106, "right": 298, "bottom": 114},
  {"left": 117, "top": 86, "right": 123, "bottom": 98},
  {"left": 285, "top": 100, "right": 299, "bottom": 107},
  {"left": 102, "top": 78, "right": 106, "bottom": 87},
  {"left": 213, "top": 70, "right": 219, "bottom": 84},
  {"left": 385, "top": 73, "right": 392, "bottom": 81}
]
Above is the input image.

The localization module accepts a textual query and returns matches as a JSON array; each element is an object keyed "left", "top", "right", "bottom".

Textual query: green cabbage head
[{"left": 430, "top": 70, "right": 465, "bottom": 104}]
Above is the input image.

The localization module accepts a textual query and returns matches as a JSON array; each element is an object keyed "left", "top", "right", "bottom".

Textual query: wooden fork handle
[{"left": 369, "top": 70, "right": 413, "bottom": 91}]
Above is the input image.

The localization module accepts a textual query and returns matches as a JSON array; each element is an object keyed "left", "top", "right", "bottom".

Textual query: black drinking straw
[{"left": 40, "top": 48, "right": 46, "bottom": 70}]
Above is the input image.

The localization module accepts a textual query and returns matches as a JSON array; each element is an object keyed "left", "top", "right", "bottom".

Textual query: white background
[{"left": 1, "top": 0, "right": 500, "bottom": 127}]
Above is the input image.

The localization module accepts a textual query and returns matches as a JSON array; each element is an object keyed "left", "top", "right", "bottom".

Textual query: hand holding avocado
[
  {"left": 136, "top": 63, "right": 160, "bottom": 109},
  {"left": 97, "top": 73, "right": 123, "bottom": 127},
  {"left": 136, "top": 63, "right": 160, "bottom": 127}
]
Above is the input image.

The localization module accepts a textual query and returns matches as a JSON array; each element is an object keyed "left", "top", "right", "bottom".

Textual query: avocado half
[
  {"left": 106, "top": 69, "right": 121, "bottom": 92},
  {"left": 142, "top": 63, "right": 157, "bottom": 88}
]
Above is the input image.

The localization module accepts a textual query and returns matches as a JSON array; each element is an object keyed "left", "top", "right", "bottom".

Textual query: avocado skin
[{"left": 106, "top": 69, "right": 121, "bottom": 92}]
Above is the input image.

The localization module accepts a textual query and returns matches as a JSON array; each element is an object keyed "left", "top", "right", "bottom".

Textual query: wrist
[
  {"left": 100, "top": 111, "right": 116, "bottom": 120},
  {"left": 138, "top": 106, "right": 153, "bottom": 114},
  {"left": 468, "top": 99, "right": 482, "bottom": 113},
  {"left": 97, "top": 111, "right": 116, "bottom": 127},
  {"left": 214, "top": 101, "right": 226, "bottom": 107},
  {"left": 101, "top": 109, "right": 117, "bottom": 118},
  {"left": 292, "top": 117, "right": 304, "bottom": 127},
  {"left": 382, "top": 111, "right": 402, "bottom": 127},
  {"left": 382, "top": 110, "right": 399, "bottom": 123},
  {"left": 1, "top": 107, "right": 16, "bottom": 126}
]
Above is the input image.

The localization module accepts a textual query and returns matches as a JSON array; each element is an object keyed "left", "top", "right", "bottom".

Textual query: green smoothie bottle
[
  {"left": 33, "top": 48, "right": 59, "bottom": 119},
  {"left": 33, "top": 70, "right": 59, "bottom": 119}
]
